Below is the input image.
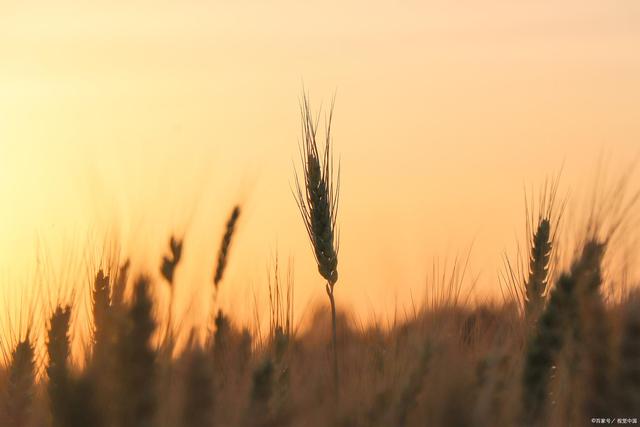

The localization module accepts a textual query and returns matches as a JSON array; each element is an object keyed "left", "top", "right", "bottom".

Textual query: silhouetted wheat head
[
  {"left": 115, "top": 276, "right": 157, "bottom": 427},
  {"left": 214, "top": 206, "right": 241, "bottom": 290},
  {"left": 571, "top": 240, "right": 614, "bottom": 419},
  {"left": 521, "top": 271, "right": 574, "bottom": 426},
  {"left": 160, "top": 235, "right": 184, "bottom": 354},
  {"left": 525, "top": 218, "right": 551, "bottom": 320},
  {"left": 92, "top": 270, "right": 111, "bottom": 351},
  {"left": 293, "top": 94, "right": 341, "bottom": 389},
  {"left": 524, "top": 178, "right": 564, "bottom": 322},
  {"left": 294, "top": 95, "right": 340, "bottom": 289},
  {"left": 161, "top": 236, "right": 183, "bottom": 286},
  {"left": 6, "top": 337, "right": 35, "bottom": 427},
  {"left": 521, "top": 237, "right": 608, "bottom": 426},
  {"left": 46, "top": 305, "right": 72, "bottom": 427}
]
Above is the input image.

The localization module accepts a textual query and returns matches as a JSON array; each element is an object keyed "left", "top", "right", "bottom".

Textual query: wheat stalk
[{"left": 293, "top": 93, "right": 341, "bottom": 390}]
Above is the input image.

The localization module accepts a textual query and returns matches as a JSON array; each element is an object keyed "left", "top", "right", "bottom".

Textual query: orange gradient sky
[{"left": 1, "top": 1, "right": 640, "bottom": 331}]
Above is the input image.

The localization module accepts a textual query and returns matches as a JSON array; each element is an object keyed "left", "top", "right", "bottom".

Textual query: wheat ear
[{"left": 294, "top": 93, "right": 341, "bottom": 390}]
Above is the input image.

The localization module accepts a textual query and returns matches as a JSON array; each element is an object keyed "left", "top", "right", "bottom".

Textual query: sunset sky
[{"left": 1, "top": 1, "right": 639, "bottom": 330}]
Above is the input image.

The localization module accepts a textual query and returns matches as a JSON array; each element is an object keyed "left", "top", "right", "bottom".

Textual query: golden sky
[{"left": 1, "top": 1, "right": 640, "bottom": 330}]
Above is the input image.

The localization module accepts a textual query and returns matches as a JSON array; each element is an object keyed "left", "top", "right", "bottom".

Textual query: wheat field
[
  {"left": 4, "top": 2, "right": 640, "bottom": 426},
  {"left": 1, "top": 98, "right": 639, "bottom": 427}
]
